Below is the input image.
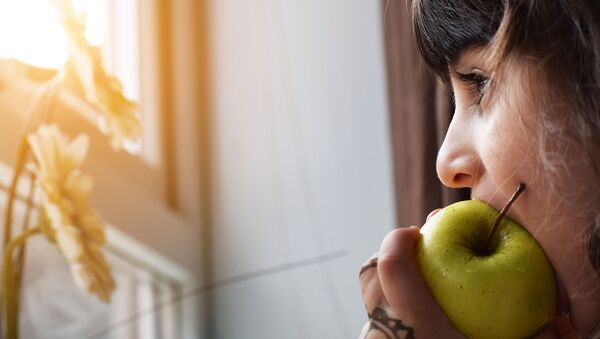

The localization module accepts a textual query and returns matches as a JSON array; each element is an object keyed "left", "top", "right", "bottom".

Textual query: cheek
[
  {"left": 473, "top": 103, "right": 551, "bottom": 229},
  {"left": 477, "top": 104, "right": 540, "bottom": 190},
  {"left": 478, "top": 107, "right": 589, "bottom": 235}
]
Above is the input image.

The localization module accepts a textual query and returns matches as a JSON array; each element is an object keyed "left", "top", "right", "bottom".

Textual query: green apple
[{"left": 416, "top": 200, "right": 556, "bottom": 339}]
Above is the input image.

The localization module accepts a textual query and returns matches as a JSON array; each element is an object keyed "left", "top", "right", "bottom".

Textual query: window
[{"left": 0, "top": 1, "right": 204, "bottom": 338}]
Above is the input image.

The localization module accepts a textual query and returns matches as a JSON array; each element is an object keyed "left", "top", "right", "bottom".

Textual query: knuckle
[
  {"left": 377, "top": 227, "right": 420, "bottom": 276},
  {"left": 376, "top": 255, "right": 405, "bottom": 275}
]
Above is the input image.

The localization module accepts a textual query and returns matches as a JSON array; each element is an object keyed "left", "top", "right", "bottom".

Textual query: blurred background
[{"left": 0, "top": 0, "right": 464, "bottom": 338}]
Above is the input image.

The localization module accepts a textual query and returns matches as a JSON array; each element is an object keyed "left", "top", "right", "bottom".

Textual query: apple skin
[{"left": 416, "top": 200, "right": 556, "bottom": 339}]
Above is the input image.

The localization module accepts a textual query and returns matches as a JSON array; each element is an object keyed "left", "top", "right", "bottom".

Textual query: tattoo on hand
[
  {"left": 359, "top": 258, "right": 378, "bottom": 277},
  {"left": 367, "top": 308, "right": 415, "bottom": 339}
]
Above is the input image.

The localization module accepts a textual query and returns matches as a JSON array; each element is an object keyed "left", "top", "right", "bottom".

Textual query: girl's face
[{"left": 438, "top": 47, "right": 597, "bottom": 283}]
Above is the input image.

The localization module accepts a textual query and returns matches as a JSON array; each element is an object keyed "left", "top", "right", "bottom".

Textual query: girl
[{"left": 359, "top": 1, "right": 600, "bottom": 338}]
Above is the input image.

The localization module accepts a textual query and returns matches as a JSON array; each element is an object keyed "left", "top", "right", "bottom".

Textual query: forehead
[{"left": 412, "top": 0, "right": 505, "bottom": 79}]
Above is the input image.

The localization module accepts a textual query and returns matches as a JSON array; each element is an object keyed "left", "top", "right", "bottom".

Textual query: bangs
[{"left": 411, "top": 0, "right": 505, "bottom": 83}]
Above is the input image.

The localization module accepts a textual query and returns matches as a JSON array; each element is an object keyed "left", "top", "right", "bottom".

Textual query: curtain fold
[{"left": 382, "top": 0, "right": 469, "bottom": 228}]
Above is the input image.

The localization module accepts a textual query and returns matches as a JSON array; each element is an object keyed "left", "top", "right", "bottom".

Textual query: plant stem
[
  {"left": 2, "top": 138, "right": 30, "bottom": 248},
  {"left": 2, "top": 69, "right": 63, "bottom": 247},
  {"left": 1, "top": 65, "right": 63, "bottom": 339},
  {"left": 486, "top": 183, "right": 527, "bottom": 253},
  {"left": 12, "top": 172, "right": 37, "bottom": 331},
  {"left": 2, "top": 227, "right": 40, "bottom": 339}
]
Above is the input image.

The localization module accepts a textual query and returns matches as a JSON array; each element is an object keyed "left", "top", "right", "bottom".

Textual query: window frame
[{"left": 0, "top": 0, "right": 207, "bottom": 286}]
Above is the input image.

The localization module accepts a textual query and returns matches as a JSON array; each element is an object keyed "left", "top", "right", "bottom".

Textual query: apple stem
[{"left": 485, "top": 183, "right": 527, "bottom": 253}]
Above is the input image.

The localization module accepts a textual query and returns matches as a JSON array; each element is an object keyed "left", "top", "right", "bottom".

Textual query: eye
[{"left": 456, "top": 71, "right": 490, "bottom": 105}]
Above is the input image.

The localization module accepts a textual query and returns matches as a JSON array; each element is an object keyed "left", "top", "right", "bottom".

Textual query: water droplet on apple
[{"left": 457, "top": 284, "right": 463, "bottom": 289}]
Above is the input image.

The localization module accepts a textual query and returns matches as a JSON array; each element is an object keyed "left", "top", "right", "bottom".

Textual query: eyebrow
[{"left": 448, "top": 45, "right": 490, "bottom": 74}]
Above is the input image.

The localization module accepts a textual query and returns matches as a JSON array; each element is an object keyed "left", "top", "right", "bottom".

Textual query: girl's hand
[
  {"left": 358, "top": 226, "right": 464, "bottom": 339},
  {"left": 358, "top": 224, "right": 562, "bottom": 339}
]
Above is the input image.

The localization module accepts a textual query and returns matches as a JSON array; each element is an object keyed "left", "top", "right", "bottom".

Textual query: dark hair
[
  {"left": 411, "top": 0, "right": 504, "bottom": 84},
  {"left": 411, "top": 0, "right": 600, "bottom": 272}
]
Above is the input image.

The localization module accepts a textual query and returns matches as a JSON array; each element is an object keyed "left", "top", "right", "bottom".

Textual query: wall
[{"left": 208, "top": 1, "right": 396, "bottom": 337}]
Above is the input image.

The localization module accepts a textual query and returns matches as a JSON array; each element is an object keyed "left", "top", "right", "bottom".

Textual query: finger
[
  {"left": 371, "top": 227, "right": 464, "bottom": 338},
  {"left": 358, "top": 320, "right": 401, "bottom": 339},
  {"left": 359, "top": 253, "right": 378, "bottom": 277},
  {"left": 358, "top": 321, "right": 391, "bottom": 339},
  {"left": 359, "top": 252, "right": 381, "bottom": 311},
  {"left": 359, "top": 264, "right": 384, "bottom": 313},
  {"left": 377, "top": 227, "right": 452, "bottom": 324},
  {"left": 377, "top": 227, "right": 421, "bottom": 307}
]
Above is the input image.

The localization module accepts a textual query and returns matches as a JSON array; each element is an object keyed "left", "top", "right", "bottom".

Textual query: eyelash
[{"left": 456, "top": 72, "right": 490, "bottom": 105}]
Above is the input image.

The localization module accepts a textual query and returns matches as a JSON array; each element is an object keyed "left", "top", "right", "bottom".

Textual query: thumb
[
  {"left": 377, "top": 227, "right": 424, "bottom": 310},
  {"left": 377, "top": 226, "right": 450, "bottom": 323},
  {"left": 374, "top": 227, "right": 464, "bottom": 339}
]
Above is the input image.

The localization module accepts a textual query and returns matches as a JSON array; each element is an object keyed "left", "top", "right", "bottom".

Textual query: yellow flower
[
  {"left": 51, "top": 0, "right": 141, "bottom": 150},
  {"left": 28, "top": 124, "right": 116, "bottom": 302}
]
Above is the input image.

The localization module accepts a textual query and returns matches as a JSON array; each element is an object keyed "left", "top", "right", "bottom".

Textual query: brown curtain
[{"left": 382, "top": 0, "right": 469, "bottom": 227}]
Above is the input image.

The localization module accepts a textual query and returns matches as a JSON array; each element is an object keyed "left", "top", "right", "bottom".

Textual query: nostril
[
  {"left": 453, "top": 173, "right": 472, "bottom": 186},
  {"left": 436, "top": 139, "right": 481, "bottom": 189}
]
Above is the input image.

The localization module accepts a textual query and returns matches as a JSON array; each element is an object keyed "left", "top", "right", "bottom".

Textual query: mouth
[{"left": 471, "top": 183, "right": 529, "bottom": 225}]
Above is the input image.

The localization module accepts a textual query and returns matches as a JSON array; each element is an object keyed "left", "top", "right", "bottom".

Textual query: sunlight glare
[{"left": 0, "top": 0, "right": 106, "bottom": 69}]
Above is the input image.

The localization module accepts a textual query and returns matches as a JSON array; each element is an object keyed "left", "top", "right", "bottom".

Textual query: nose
[{"left": 436, "top": 118, "right": 482, "bottom": 189}]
